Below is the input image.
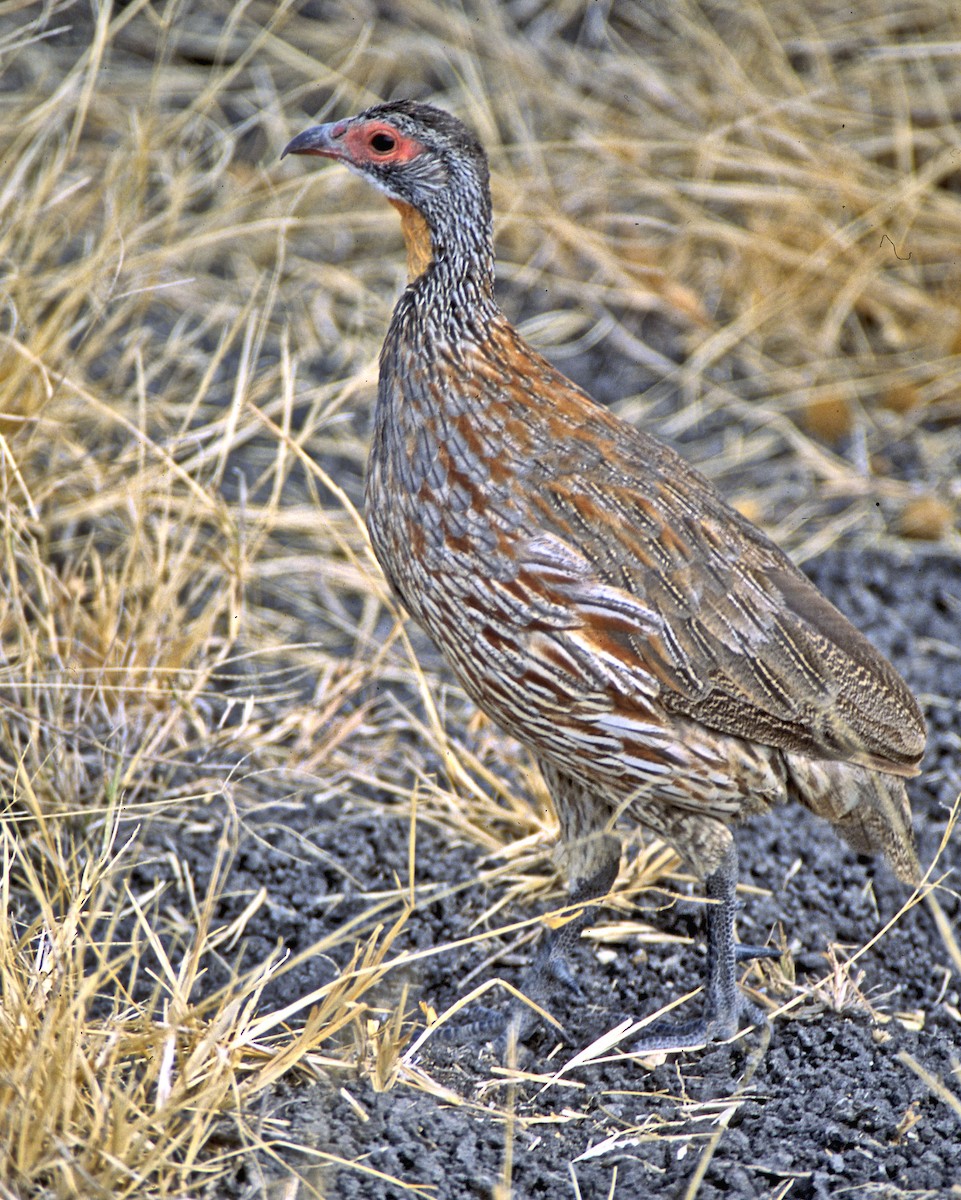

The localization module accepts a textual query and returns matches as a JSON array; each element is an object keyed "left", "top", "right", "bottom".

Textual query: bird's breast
[{"left": 368, "top": 331, "right": 539, "bottom": 580}]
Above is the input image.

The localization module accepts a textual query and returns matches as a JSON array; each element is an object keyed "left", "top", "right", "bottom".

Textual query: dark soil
[{"left": 137, "top": 548, "right": 961, "bottom": 1200}]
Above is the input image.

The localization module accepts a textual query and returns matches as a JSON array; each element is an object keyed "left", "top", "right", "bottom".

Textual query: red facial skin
[{"left": 282, "top": 119, "right": 424, "bottom": 169}]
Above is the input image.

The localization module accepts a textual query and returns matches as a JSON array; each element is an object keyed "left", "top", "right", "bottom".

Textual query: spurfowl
[{"left": 283, "top": 101, "right": 925, "bottom": 1050}]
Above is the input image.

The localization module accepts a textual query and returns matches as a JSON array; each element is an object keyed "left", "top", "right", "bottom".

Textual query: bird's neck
[
  {"left": 376, "top": 194, "right": 501, "bottom": 462},
  {"left": 389, "top": 196, "right": 497, "bottom": 320},
  {"left": 389, "top": 200, "right": 434, "bottom": 283}
]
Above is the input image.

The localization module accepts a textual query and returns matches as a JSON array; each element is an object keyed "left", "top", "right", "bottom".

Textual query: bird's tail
[{"left": 785, "top": 754, "right": 920, "bottom": 885}]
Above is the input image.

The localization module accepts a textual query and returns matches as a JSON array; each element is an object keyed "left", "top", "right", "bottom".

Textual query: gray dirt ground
[{"left": 132, "top": 547, "right": 961, "bottom": 1200}]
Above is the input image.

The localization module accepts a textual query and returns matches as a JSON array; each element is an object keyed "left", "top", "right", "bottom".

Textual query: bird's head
[{"left": 282, "top": 100, "right": 493, "bottom": 282}]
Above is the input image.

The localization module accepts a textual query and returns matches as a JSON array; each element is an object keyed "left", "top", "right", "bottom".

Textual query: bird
[{"left": 282, "top": 100, "right": 925, "bottom": 1051}]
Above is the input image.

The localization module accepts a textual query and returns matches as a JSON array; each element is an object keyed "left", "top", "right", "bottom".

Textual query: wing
[
  {"left": 429, "top": 319, "right": 925, "bottom": 777},
  {"left": 509, "top": 387, "right": 925, "bottom": 778}
]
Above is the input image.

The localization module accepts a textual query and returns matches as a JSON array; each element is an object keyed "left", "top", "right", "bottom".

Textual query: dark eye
[{"left": 370, "top": 131, "right": 396, "bottom": 154}]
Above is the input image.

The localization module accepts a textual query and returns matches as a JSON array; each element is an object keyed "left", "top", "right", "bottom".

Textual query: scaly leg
[
  {"left": 632, "top": 841, "right": 775, "bottom": 1051},
  {"left": 447, "top": 764, "right": 620, "bottom": 1047}
]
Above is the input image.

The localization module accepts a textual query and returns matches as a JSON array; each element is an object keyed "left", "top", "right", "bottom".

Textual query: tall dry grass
[{"left": 1, "top": 0, "right": 959, "bottom": 1194}]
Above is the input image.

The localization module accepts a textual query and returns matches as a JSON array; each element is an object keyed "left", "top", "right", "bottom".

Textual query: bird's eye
[{"left": 370, "top": 131, "right": 396, "bottom": 154}]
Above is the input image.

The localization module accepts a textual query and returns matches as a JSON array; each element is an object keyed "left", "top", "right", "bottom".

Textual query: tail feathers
[{"left": 785, "top": 754, "right": 920, "bottom": 886}]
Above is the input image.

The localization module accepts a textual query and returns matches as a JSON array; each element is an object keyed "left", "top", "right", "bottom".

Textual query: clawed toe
[
  {"left": 546, "top": 951, "right": 587, "bottom": 999},
  {"left": 433, "top": 990, "right": 565, "bottom": 1052},
  {"left": 734, "top": 942, "right": 781, "bottom": 964},
  {"left": 630, "top": 1016, "right": 715, "bottom": 1053},
  {"left": 434, "top": 1003, "right": 507, "bottom": 1044},
  {"left": 631, "top": 993, "right": 768, "bottom": 1055}
]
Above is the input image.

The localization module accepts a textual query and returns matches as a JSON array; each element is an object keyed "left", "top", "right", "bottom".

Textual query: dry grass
[{"left": 1, "top": 0, "right": 960, "bottom": 1194}]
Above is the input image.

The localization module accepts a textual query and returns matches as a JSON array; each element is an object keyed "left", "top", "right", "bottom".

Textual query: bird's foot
[
  {"left": 533, "top": 934, "right": 588, "bottom": 999},
  {"left": 631, "top": 975, "right": 769, "bottom": 1054},
  {"left": 630, "top": 997, "right": 768, "bottom": 1054},
  {"left": 434, "top": 937, "right": 584, "bottom": 1051},
  {"left": 435, "top": 1003, "right": 514, "bottom": 1045},
  {"left": 434, "top": 993, "right": 565, "bottom": 1058},
  {"left": 735, "top": 943, "right": 781, "bottom": 964}
]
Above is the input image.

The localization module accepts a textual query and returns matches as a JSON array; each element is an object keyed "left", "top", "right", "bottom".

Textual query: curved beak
[{"left": 281, "top": 121, "right": 347, "bottom": 161}]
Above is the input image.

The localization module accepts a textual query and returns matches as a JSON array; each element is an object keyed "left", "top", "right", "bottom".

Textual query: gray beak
[{"left": 281, "top": 121, "right": 347, "bottom": 160}]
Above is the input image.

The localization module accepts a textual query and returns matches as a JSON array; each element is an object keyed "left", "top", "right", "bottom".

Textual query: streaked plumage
[{"left": 284, "top": 100, "right": 925, "bottom": 1047}]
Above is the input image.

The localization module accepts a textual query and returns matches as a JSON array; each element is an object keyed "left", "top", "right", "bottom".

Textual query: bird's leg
[
  {"left": 469, "top": 764, "right": 618, "bottom": 1038},
  {"left": 486, "top": 831, "right": 621, "bottom": 1052},
  {"left": 703, "top": 840, "right": 752, "bottom": 1036},
  {"left": 632, "top": 841, "right": 775, "bottom": 1052},
  {"left": 523, "top": 837, "right": 621, "bottom": 998},
  {"left": 443, "top": 826, "right": 620, "bottom": 1050}
]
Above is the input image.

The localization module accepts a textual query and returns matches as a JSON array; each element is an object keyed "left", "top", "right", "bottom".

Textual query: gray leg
[
  {"left": 444, "top": 846, "right": 617, "bottom": 1049},
  {"left": 632, "top": 841, "right": 774, "bottom": 1051},
  {"left": 501, "top": 762, "right": 621, "bottom": 1045},
  {"left": 508, "top": 833, "right": 620, "bottom": 1022},
  {"left": 445, "top": 764, "right": 620, "bottom": 1049}
]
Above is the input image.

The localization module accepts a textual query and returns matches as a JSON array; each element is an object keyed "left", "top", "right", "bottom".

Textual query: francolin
[{"left": 283, "top": 101, "right": 925, "bottom": 1050}]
